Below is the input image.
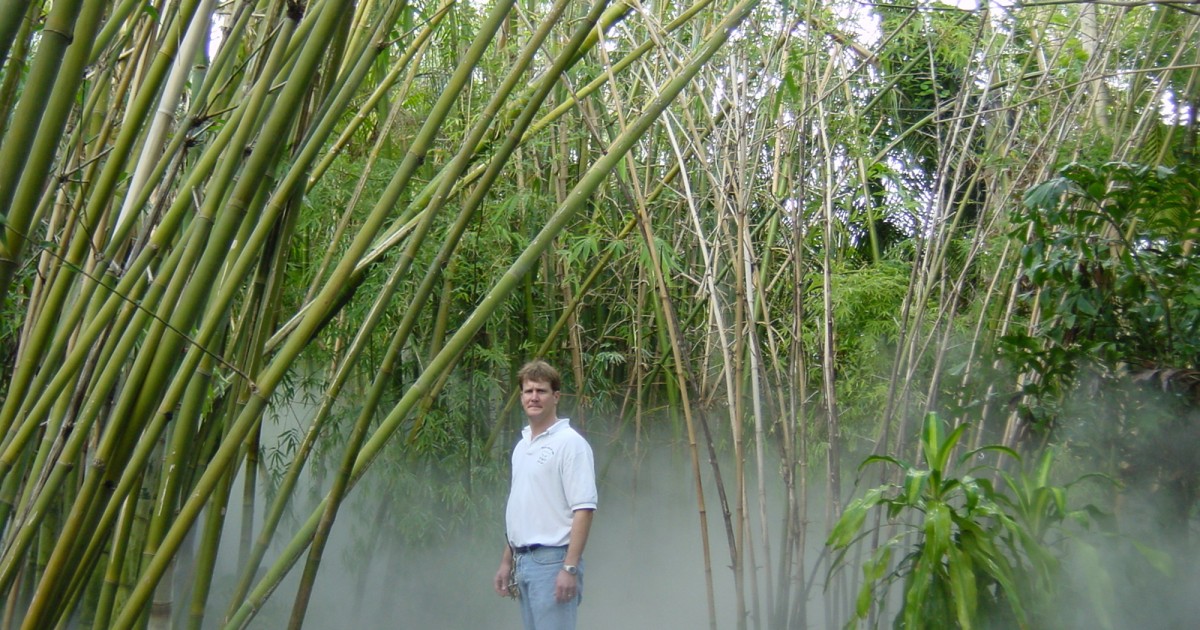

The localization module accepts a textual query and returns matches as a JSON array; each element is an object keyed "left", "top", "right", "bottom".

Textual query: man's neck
[{"left": 527, "top": 416, "right": 558, "bottom": 439}]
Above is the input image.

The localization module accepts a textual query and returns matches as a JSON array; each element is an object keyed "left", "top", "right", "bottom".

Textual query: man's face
[{"left": 520, "top": 378, "right": 559, "bottom": 423}]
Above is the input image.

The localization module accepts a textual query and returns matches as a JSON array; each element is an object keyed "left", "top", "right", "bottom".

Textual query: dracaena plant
[{"left": 827, "top": 412, "right": 1116, "bottom": 630}]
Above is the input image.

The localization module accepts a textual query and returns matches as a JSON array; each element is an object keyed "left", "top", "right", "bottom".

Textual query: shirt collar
[{"left": 522, "top": 417, "right": 571, "bottom": 441}]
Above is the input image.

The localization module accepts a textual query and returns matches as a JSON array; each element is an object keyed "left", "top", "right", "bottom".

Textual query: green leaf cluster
[
  {"left": 1002, "top": 162, "right": 1199, "bottom": 522},
  {"left": 828, "top": 413, "right": 1115, "bottom": 630},
  {"left": 1011, "top": 162, "right": 1200, "bottom": 379}
]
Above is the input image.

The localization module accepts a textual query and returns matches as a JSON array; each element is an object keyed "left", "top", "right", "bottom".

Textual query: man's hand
[
  {"left": 494, "top": 561, "right": 515, "bottom": 598},
  {"left": 554, "top": 568, "right": 578, "bottom": 603}
]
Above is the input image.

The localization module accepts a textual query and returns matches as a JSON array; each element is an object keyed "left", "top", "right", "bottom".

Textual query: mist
[
  {"left": 199, "top": 394, "right": 1198, "bottom": 629},
  {"left": 208, "top": 417, "right": 834, "bottom": 629}
]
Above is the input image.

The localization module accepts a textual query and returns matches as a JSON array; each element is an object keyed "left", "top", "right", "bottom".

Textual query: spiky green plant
[{"left": 828, "top": 413, "right": 1115, "bottom": 629}]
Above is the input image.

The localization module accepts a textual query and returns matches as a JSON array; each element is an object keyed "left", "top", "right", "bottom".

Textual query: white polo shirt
[{"left": 506, "top": 418, "right": 597, "bottom": 548}]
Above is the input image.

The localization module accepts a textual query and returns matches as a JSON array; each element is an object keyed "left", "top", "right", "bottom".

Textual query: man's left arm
[{"left": 555, "top": 508, "right": 594, "bottom": 602}]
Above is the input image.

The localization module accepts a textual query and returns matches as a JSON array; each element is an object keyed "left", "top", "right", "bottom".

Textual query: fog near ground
[
  {"left": 203, "top": 405, "right": 1198, "bottom": 629},
  {"left": 212, "top": 419, "right": 827, "bottom": 629}
]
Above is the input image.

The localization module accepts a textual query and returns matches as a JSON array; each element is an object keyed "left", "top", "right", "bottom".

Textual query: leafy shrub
[
  {"left": 828, "top": 413, "right": 1114, "bottom": 629},
  {"left": 1003, "top": 162, "right": 1200, "bottom": 534}
]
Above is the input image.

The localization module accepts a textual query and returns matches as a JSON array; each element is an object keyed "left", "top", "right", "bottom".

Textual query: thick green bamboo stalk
[
  {"left": 0, "top": 0, "right": 85, "bottom": 304},
  {"left": 221, "top": 257, "right": 415, "bottom": 616},
  {"left": 292, "top": 9, "right": 631, "bottom": 324},
  {"left": 114, "top": 0, "right": 218, "bottom": 229},
  {"left": 92, "top": 0, "right": 387, "bottom": 592},
  {"left": 90, "top": 480, "right": 140, "bottom": 629},
  {"left": 19, "top": 0, "right": 250, "bottom": 415},
  {"left": 404, "top": 0, "right": 639, "bottom": 440},
  {"left": 4, "top": 0, "right": 200, "bottom": 314},
  {"left": 340, "top": 0, "right": 382, "bottom": 74},
  {"left": 288, "top": 1, "right": 404, "bottom": 156},
  {"left": 145, "top": 307, "right": 243, "bottom": 630},
  {"left": 198, "top": 0, "right": 403, "bottom": 318},
  {"left": 44, "top": 270, "right": 159, "bottom": 619},
  {"left": 281, "top": 264, "right": 419, "bottom": 629},
  {"left": 233, "top": 192, "right": 301, "bottom": 577},
  {"left": 0, "top": 0, "right": 32, "bottom": 70},
  {"left": 115, "top": 5, "right": 304, "bottom": 453},
  {"left": 275, "top": 241, "right": 420, "bottom": 627},
  {"left": 523, "top": 0, "right": 711, "bottom": 139},
  {"left": 0, "top": 0, "right": 36, "bottom": 137},
  {"left": 224, "top": 11, "right": 481, "bottom": 593},
  {"left": 0, "top": 256, "right": 187, "bottom": 623},
  {"left": 306, "top": 1, "right": 449, "bottom": 187},
  {"left": 285, "top": 0, "right": 644, "bottom": 306},
  {"left": 222, "top": 205, "right": 422, "bottom": 616},
  {"left": 0, "top": 86, "right": 250, "bottom": 477},
  {"left": 89, "top": 0, "right": 151, "bottom": 64},
  {"left": 182, "top": 447, "right": 237, "bottom": 630},
  {"left": 150, "top": 352, "right": 215, "bottom": 629},
  {"left": 280, "top": 7, "right": 522, "bottom": 341},
  {"left": 0, "top": 0, "right": 105, "bottom": 429}
]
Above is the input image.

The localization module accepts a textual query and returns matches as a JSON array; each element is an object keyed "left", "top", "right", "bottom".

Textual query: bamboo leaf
[
  {"left": 1022, "top": 176, "right": 1071, "bottom": 210},
  {"left": 855, "top": 580, "right": 873, "bottom": 620}
]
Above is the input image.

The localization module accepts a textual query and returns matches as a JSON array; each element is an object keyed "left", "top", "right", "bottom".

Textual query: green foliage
[
  {"left": 828, "top": 413, "right": 1114, "bottom": 630},
  {"left": 822, "top": 260, "right": 916, "bottom": 436},
  {"left": 875, "top": 7, "right": 980, "bottom": 174},
  {"left": 1002, "top": 163, "right": 1200, "bottom": 522},
  {"left": 1012, "top": 162, "right": 1200, "bottom": 371}
]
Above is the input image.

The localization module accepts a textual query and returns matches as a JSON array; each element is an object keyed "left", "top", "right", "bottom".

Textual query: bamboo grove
[{"left": 0, "top": 0, "right": 1197, "bottom": 628}]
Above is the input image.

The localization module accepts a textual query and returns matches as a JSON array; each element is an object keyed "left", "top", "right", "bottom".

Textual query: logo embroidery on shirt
[{"left": 537, "top": 446, "right": 554, "bottom": 464}]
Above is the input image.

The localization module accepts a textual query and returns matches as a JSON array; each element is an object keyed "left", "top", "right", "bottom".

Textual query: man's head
[
  {"left": 517, "top": 360, "right": 561, "bottom": 426},
  {"left": 517, "top": 360, "right": 561, "bottom": 392}
]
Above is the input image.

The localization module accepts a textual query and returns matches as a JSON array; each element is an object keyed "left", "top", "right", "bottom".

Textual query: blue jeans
[{"left": 514, "top": 545, "right": 583, "bottom": 630}]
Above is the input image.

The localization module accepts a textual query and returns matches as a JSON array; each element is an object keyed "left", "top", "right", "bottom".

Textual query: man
[{"left": 493, "top": 360, "right": 597, "bottom": 630}]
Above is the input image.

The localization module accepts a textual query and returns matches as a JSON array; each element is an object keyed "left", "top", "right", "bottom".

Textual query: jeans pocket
[{"left": 529, "top": 547, "right": 567, "bottom": 567}]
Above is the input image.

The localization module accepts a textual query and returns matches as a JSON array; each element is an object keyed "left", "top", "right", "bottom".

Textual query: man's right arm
[{"left": 493, "top": 544, "right": 514, "bottom": 597}]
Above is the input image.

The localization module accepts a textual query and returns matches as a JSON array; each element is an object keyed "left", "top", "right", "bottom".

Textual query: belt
[{"left": 512, "top": 544, "right": 563, "bottom": 554}]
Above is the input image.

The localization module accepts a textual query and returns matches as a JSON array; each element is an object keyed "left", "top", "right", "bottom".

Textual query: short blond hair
[{"left": 517, "top": 360, "right": 561, "bottom": 392}]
